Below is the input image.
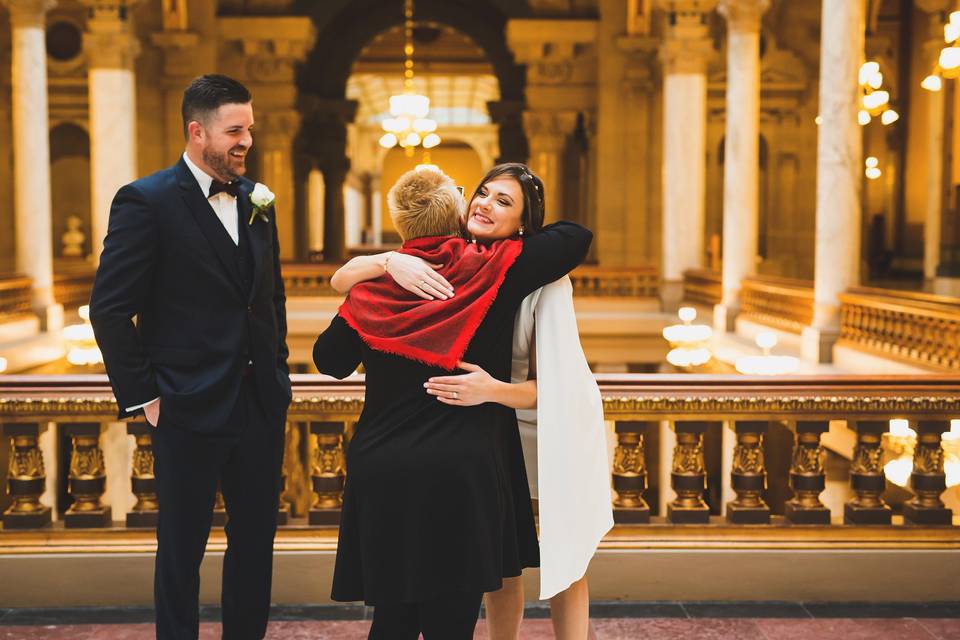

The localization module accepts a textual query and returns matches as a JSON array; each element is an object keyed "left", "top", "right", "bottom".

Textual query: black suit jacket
[{"left": 90, "top": 157, "right": 292, "bottom": 433}]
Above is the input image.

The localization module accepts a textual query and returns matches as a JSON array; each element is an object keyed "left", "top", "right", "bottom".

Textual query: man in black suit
[{"left": 90, "top": 74, "right": 291, "bottom": 640}]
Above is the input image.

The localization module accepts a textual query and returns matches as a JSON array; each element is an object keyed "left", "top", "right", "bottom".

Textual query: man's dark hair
[{"left": 181, "top": 74, "right": 252, "bottom": 139}]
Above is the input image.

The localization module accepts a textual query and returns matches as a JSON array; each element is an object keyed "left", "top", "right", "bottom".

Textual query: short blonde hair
[{"left": 387, "top": 168, "right": 464, "bottom": 241}]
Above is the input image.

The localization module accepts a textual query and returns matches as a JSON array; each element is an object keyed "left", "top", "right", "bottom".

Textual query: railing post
[
  {"left": 2, "top": 423, "right": 52, "bottom": 529},
  {"left": 612, "top": 421, "right": 650, "bottom": 524},
  {"left": 844, "top": 420, "right": 892, "bottom": 525},
  {"left": 212, "top": 484, "right": 227, "bottom": 527},
  {"left": 903, "top": 420, "right": 953, "bottom": 525},
  {"left": 667, "top": 421, "right": 710, "bottom": 524},
  {"left": 726, "top": 421, "right": 770, "bottom": 524},
  {"left": 126, "top": 423, "right": 158, "bottom": 528},
  {"left": 277, "top": 420, "right": 291, "bottom": 526},
  {"left": 63, "top": 423, "right": 112, "bottom": 528},
  {"left": 309, "top": 421, "right": 345, "bottom": 525},
  {"left": 785, "top": 421, "right": 831, "bottom": 524}
]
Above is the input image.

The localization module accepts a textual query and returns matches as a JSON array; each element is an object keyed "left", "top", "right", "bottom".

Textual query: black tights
[{"left": 368, "top": 591, "right": 483, "bottom": 640}]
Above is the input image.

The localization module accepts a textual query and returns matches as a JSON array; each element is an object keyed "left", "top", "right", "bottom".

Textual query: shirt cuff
[{"left": 126, "top": 397, "right": 159, "bottom": 412}]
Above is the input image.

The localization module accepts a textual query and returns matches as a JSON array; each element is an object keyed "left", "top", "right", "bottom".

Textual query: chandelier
[
  {"left": 922, "top": 11, "right": 960, "bottom": 92},
  {"left": 733, "top": 331, "right": 799, "bottom": 376},
  {"left": 379, "top": 0, "right": 440, "bottom": 154},
  {"left": 662, "top": 307, "right": 712, "bottom": 369}
]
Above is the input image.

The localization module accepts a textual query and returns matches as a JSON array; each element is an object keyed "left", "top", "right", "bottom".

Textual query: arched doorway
[
  {"left": 295, "top": 0, "right": 529, "bottom": 262},
  {"left": 49, "top": 122, "right": 92, "bottom": 261}
]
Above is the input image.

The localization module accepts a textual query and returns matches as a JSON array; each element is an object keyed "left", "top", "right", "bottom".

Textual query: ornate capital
[
  {"left": 83, "top": 1, "right": 141, "bottom": 70},
  {"left": 3, "top": 0, "right": 55, "bottom": 29},
  {"left": 717, "top": 0, "right": 770, "bottom": 33},
  {"left": 523, "top": 110, "right": 578, "bottom": 149},
  {"left": 259, "top": 109, "right": 301, "bottom": 148},
  {"left": 657, "top": 1, "right": 715, "bottom": 74}
]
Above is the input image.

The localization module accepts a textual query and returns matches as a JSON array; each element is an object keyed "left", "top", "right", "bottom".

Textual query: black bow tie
[{"left": 209, "top": 180, "right": 239, "bottom": 198}]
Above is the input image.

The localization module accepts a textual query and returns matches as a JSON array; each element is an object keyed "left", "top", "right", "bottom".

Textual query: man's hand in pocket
[{"left": 144, "top": 398, "right": 161, "bottom": 427}]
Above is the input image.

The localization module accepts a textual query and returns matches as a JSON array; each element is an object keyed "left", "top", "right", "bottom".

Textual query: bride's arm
[
  {"left": 424, "top": 362, "right": 537, "bottom": 410},
  {"left": 330, "top": 252, "right": 454, "bottom": 300}
]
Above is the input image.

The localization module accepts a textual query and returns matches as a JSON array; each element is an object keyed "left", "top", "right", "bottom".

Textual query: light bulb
[
  {"left": 859, "top": 61, "right": 880, "bottom": 86},
  {"left": 422, "top": 133, "right": 441, "bottom": 149},
  {"left": 922, "top": 74, "right": 943, "bottom": 91},
  {"left": 413, "top": 118, "right": 437, "bottom": 133},
  {"left": 378, "top": 133, "right": 398, "bottom": 148},
  {"left": 862, "top": 90, "right": 889, "bottom": 111},
  {"left": 947, "top": 22, "right": 960, "bottom": 44},
  {"left": 865, "top": 156, "right": 879, "bottom": 169},
  {"left": 678, "top": 306, "right": 696, "bottom": 323},
  {"left": 404, "top": 132, "right": 422, "bottom": 147},
  {"left": 814, "top": 115, "right": 822, "bottom": 125},
  {"left": 868, "top": 72, "right": 883, "bottom": 89},
  {"left": 755, "top": 331, "right": 777, "bottom": 351},
  {"left": 940, "top": 47, "right": 960, "bottom": 73},
  {"left": 866, "top": 167, "right": 882, "bottom": 180},
  {"left": 858, "top": 110, "right": 871, "bottom": 125},
  {"left": 951, "top": 11, "right": 960, "bottom": 26},
  {"left": 881, "top": 109, "right": 899, "bottom": 125}
]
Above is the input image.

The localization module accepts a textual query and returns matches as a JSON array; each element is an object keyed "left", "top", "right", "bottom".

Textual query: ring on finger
[{"left": 452, "top": 391, "right": 458, "bottom": 399}]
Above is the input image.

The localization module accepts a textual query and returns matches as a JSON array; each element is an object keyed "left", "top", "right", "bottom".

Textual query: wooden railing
[
  {"left": 739, "top": 275, "right": 814, "bottom": 334},
  {"left": 683, "top": 269, "right": 721, "bottom": 306},
  {"left": 839, "top": 287, "right": 960, "bottom": 371},
  {"left": 282, "top": 263, "right": 660, "bottom": 299},
  {"left": 1, "top": 375, "right": 958, "bottom": 541},
  {"left": 0, "top": 274, "right": 33, "bottom": 321}
]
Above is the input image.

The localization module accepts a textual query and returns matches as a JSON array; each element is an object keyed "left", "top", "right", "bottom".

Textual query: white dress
[{"left": 511, "top": 276, "right": 614, "bottom": 600}]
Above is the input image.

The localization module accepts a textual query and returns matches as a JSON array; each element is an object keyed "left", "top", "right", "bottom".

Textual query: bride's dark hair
[{"left": 468, "top": 163, "right": 546, "bottom": 236}]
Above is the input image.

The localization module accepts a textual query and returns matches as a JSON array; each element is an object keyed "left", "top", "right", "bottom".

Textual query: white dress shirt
[{"left": 126, "top": 153, "right": 241, "bottom": 413}]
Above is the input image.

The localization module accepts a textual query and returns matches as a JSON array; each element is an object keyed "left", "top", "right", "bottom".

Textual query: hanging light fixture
[
  {"left": 858, "top": 61, "right": 897, "bottom": 126},
  {"left": 379, "top": 0, "right": 441, "bottom": 155},
  {"left": 922, "top": 11, "right": 960, "bottom": 90}
]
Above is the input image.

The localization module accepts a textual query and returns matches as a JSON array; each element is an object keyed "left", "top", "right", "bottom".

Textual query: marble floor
[{"left": 1, "top": 604, "right": 958, "bottom": 640}]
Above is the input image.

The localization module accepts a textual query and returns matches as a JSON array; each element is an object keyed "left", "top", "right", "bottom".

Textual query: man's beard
[{"left": 203, "top": 145, "right": 245, "bottom": 181}]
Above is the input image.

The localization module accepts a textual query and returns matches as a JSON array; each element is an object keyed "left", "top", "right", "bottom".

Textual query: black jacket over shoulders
[{"left": 90, "top": 157, "right": 291, "bottom": 433}]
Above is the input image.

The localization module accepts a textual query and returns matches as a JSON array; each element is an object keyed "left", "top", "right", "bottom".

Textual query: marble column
[
  {"left": 801, "top": 0, "right": 864, "bottom": 363},
  {"left": 259, "top": 110, "right": 300, "bottom": 261},
  {"left": 300, "top": 98, "right": 357, "bottom": 263},
  {"left": 307, "top": 167, "right": 325, "bottom": 256},
  {"left": 657, "top": 1, "right": 716, "bottom": 309},
  {"left": 84, "top": 1, "right": 140, "bottom": 266},
  {"left": 5, "top": 0, "right": 57, "bottom": 320},
  {"left": 523, "top": 111, "right": 578, "bottom": 223},
  {"left": 714, "top": 0, "right": 769, "bottom": 332}
]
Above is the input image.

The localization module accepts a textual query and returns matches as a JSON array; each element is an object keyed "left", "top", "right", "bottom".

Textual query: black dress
[{"left": 313, "top": 222, "right": 592, "bottom": 605}]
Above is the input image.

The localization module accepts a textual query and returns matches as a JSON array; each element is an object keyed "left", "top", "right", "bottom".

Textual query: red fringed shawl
[{"left": 339, "top": 235, "right": 522, "bottom": 370}]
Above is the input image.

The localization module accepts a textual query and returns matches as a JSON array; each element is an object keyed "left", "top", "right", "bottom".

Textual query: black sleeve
[
  {"left": 313, "top": 314, "right": 363, "bottom": 379},
  {"left": 270, "top": 204, "right": 290, "bottom": 376},
  {"left": 499, "top": 221, "right": 593, "bottom": 303},
  {"left": 89, "top": 184, "right": 159, "bottom": 418}
]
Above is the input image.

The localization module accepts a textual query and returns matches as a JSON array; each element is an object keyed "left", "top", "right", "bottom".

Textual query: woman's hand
[
  {"left": 424, "top": 362, "right": 500, "bottom": 406},
  {"left": 386, "top": 252, "right": 454, "bottom": 300}
]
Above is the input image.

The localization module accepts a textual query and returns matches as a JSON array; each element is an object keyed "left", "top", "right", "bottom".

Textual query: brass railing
[
  {"left": 281, "top": 263, "right": 660, "bottom": 299},
  {"left": 0, "top": 274, "right": 33, "bottom": 321},
  {"left": 739, "top": 275, "right": 814, "bottom": 334},
  {"left": 1, "top": 375, "right": 958, "bottom": 545},
  {"left": 683, "top": 269, "right": 721, "bottom": 306},
  {"left": 839, "top": 287, "right": 960, "bottom": 371}
]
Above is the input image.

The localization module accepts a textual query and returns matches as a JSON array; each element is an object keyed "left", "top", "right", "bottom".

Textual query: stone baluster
[
  {"left": 63, "top": 423, "right": 112, "bottom": 528},
  {"left": 667, "top": 421, "right": 710, "bottom": 524},
  {"left": 309, "top": 421, "right": 346, "bottom": 525},
  {"left": 903, "top": 420, "right": 953, "bottom": 525},
  {"left": 844, "top": 420, "right": 892, "bottom": 525},
  {"left": 212, "top": 484, "right": 227, "bottom": 527},
  {"left": 785, "top": 421, "right": 831, "bottom": 524},
  {"left": 2, "top": 423, "right": 52, "bottom": 529},
  {"left": 726, "top": 420, "right": 770, "bottom": 524},
  {"left": 612, "top": 421, "right": 651, "bottom": 524},
  {"left": 125, "top": 423, "right": 158, "bottom": 528}
]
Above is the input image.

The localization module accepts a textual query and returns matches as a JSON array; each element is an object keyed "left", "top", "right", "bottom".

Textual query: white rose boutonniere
[{"left": 248, "top": 182, "right": 275, "bottom": 225}]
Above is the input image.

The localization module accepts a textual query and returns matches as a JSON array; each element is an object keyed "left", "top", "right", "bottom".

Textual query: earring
[{"left": 519, "top": 225, "right": 525, "bottom": 237}]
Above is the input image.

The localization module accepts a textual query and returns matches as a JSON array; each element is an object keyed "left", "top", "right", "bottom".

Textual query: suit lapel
[
  {"left": 175, "top": 159, "right": 244, "bottom": 296},
  {"left": 238, "top": 180, "right": 267, "bottom": 303}
]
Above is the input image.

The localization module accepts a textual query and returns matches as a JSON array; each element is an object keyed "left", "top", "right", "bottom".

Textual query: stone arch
[{"left": 295, "top": 0, "right": 530, "bottom": 261}]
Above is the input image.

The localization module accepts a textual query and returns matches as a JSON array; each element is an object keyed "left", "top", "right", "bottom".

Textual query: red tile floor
[{"left": 2, "top": 618, "right": 960, "bottom": 639}]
